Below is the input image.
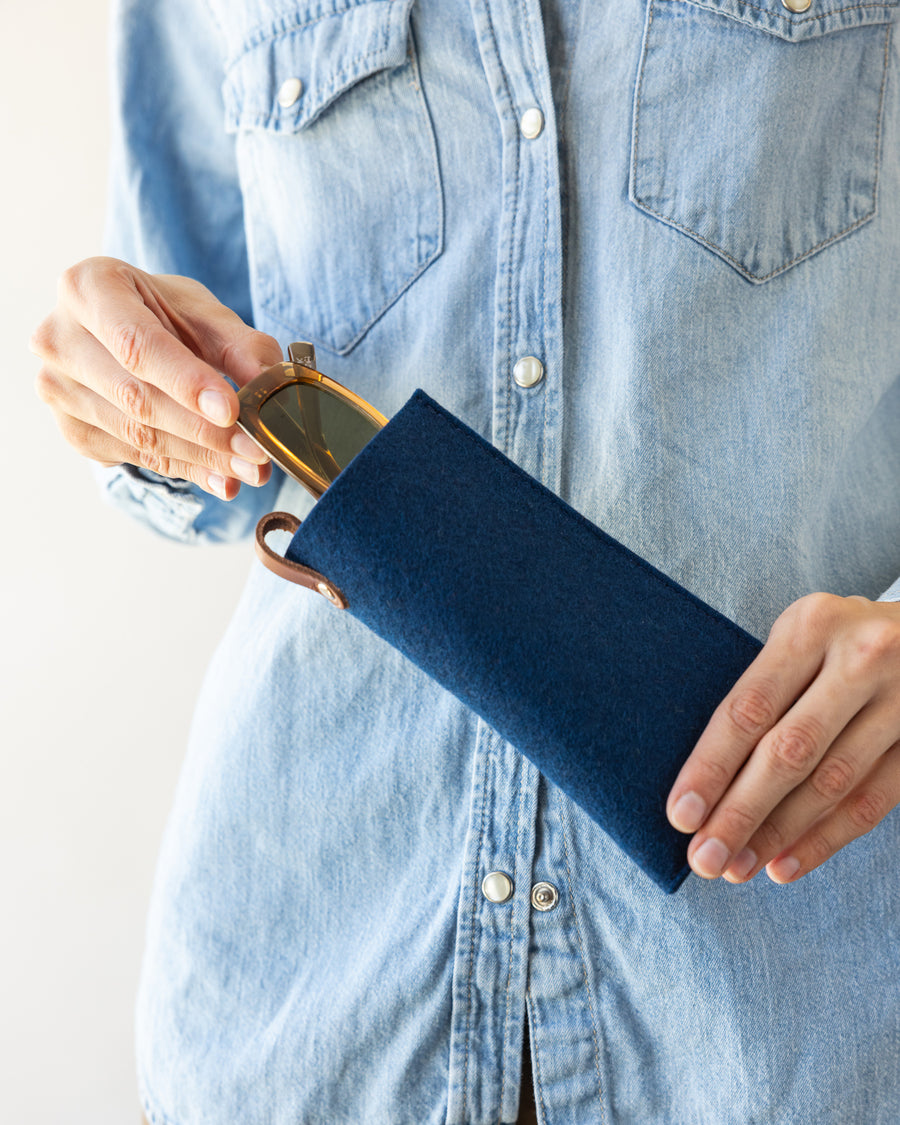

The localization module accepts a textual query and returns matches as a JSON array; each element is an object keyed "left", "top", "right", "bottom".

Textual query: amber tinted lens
[{"left": 258, "top": 381, "right": 381, "bottom": 485}]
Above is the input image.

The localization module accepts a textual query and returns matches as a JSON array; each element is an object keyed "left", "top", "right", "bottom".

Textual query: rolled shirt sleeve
[
  {"left": 93, "top": 462, "right": 282, "bottom": 545},
  {"left": 100, "top": 0, "right": 278, "bottom": 544}
]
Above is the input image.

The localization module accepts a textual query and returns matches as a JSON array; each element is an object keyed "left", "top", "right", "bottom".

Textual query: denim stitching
[
  {"left": 477, "top": 0, "right": 518, "bottom": 454},
  {"left": 416, "top": 398, "right": 762, "bottom": 647},
  {"left": 498, "top": 739, "right": 529, "bottom": 1124},
  {"left": 539, "top": 2, "right": 551, "bottom": 492},
  {"left": 630, "top": 0, "right": 657, "bottom": 230},
  {"left": 543, "top": 139, "right": 552, "bottom": 490},
  {"left": 242, "top": 18, "right": 443, "bottom": 355},
  {"left": 665, "top": 0, "right": 897, "bottom": 30},
  {"left": 554, "top": 0, "right": 588, "bottom": 500},
  {"left": 261, "top": 235, "right": 442, "bottom": 354},
  {"left": 328, "top": 19, "right": 444, "bottom": 353},
  {"left": 631, "top": 198, "right": 878, "bottom": 282},
  {"left": 631, "top": 3, "right": 888, "bottom": 283},
  {"left": 404, "top": 10, "right": 446, "bottom": 332},
  {"left": 454, "top": 8, "right": 522, "bottom": 1111},
  {"left": 517, "top": 0, "right": 550, "bottom": 487},
  {"left": 520, "top": 0, "right": 539, "bottom": 73},
  {"left": 505, "top": 5, "right": 523, "bottom": 459},
  {"left": 540, "top": 135, "right": 548, "bottom": 493},
  {"left": 231, "top": 48, "right": 399, "bottom": 129},
  {"left": 526, "top": 989, "right": 550, "bottom": 1124},
  {"left": 517, "top": 0, "right": 548, "bottom": 481},
  {"left": 555, "top": 0, "right": 587, "bottom": 347},
  {"left": 559, "top": 803, "right": 607, "bottom": 1125},
  {"left": 543, "top": 7, "right": 562, "bottom": 494},
  {"left": 460, "top": 721, "right": 491, "bottom": 1124},
  {"left": 226, "top": 0, "right": 395, "bottom": 70},
  {"left": 872, "top": 25, "right": 892, "bottom": 210}
]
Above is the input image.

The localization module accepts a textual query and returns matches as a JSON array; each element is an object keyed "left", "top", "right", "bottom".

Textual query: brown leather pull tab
[{"left": 255, "top": 512, "right": 348, "bottom": 609}]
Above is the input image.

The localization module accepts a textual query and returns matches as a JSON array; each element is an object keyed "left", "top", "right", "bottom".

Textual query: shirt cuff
[
  {"left": 93, "top": 462, "right": 283, "bottom": 545},
  {"left": 94, "top": 462, "right": 207, "bottom": 542},
  {"left": 877, "top": 576, "right": 900, "bottom": 602}
]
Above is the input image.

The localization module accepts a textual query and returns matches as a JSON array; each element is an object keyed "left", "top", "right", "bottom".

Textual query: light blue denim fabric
[{"left": 101, "top": 0, "right": 900, "bottom": 1120}]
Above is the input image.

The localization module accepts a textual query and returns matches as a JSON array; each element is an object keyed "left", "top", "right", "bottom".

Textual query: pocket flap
[
  {"left": 675, "top": 0, "right": 896, "bottom": 41},
  {"left": 224, "top": 0, "right": 415, "bottom": 133}
]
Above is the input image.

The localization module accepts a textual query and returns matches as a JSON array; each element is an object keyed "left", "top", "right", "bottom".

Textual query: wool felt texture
[{"left": 284, "top": 391, "right": 764, "bottom": 893}]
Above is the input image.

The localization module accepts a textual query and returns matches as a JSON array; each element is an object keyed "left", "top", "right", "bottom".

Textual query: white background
[{"left": 0, "top": 4, "right": 253, "bottom": 1120}]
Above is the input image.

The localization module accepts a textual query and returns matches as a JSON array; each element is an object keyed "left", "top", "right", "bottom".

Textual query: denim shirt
[{"left": 103, "top": 0, "right": 900, "bottom": 1121}]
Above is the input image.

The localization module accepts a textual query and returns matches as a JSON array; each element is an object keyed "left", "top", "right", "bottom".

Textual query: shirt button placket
[
  {"left": 530, "top": 881, "right": 559, "bottom": 911},
  {"left": 520, "top": 106, "right": 545, "bottom": 139},
  {"left": 446, "top": 8, "right": 564, "bottom": 1121},
  {"left": 515, "top": 104, "right": 546, "bottom": 399},
  {"left": 482, "top": 870, "right": 515, "bottom": 904},
  {"left": 513, "top": 355, "right": 544, "bottom": 389}
]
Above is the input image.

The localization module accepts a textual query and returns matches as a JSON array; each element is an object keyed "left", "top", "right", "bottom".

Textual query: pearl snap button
[
  {"left": 781, "top": 0, "right": 811, "bottom": 11},
  {"left": 513, "top": 356, "right": 544, "bottom": 388},
  {"left": 481, "top": 871, "right": 514, "bottom": 903},
  {"left": 520, "top": 107, "right": 544, "bottom": 140},
  {"left": 530, "top": 882, "right": 559, "bottom": 911},
  {"left": 277, "top": 77, "right": 304, "bottom": 108}
]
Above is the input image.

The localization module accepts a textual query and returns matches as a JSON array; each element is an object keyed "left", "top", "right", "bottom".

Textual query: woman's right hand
[{"left": 30, "top": 257, "right": 284, "bottom": 500}]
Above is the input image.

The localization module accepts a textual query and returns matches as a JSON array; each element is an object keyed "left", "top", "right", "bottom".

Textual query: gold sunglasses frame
[{"left": 236, "top": 359, "right": 388, "bottom": 500}]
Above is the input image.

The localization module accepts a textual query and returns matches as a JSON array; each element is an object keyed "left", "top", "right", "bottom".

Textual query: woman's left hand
[{"left": 667, "top": 593, "right": 900, "bottom": 884}]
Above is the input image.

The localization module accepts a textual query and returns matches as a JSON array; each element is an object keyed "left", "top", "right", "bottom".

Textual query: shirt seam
[
  {"left": 472, "top": 0, "right": 519, "bottom": 456},
  {"left": 497, "top": 745, "right": 529, "bottom": 1122},
  {"left": 630, "top": 4, "right": 888, "bottom": 283},
  {"left": 665, "top": 0, "right": 897, "bottom": 28},
  {"left": 460, "top": 722, "right": 491, "bottom": 1124},
  {"left": 223, "top": 0, "right": 399, "bottom": 71},
  {"left": 559, "top": 802, "right": 607, "bottom": 1124}
]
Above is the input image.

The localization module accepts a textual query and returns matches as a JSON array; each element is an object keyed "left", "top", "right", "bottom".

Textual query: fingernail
[
  {"left": 768, "top": 856, "right": 800, "bottom": 884},
  {"left": 230, "top": 457, "right": 260, "bottom": 485},
  {"left": 208, "top": 472, "right": 228, "bottom": 499},
  {"left": 727, "top": 847, "right": 757, "bottom": 881},
  {"left": 199, "top": 390, "right": 232, "bottom": 426},
  {"left": 670, "top": 791, "right": 707, "bottom": 833},
  {"left": 231, "top": 430, "right": 266, "bottom": 462},
  {"left": 692, "top": 837, "right": 730, "bottom": 879}
]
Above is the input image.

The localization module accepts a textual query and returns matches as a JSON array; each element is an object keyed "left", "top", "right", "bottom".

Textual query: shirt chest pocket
[
  {"left": 223, "top": 0, "right": 442, "bottom": 354},
  {"left": 629, "top": 0, "right": 894, "bottom": 282}
]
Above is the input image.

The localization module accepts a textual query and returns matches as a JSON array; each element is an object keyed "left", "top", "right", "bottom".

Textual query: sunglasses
[{"left": 236, "top": 341, "right": 388, "bottom": 500}]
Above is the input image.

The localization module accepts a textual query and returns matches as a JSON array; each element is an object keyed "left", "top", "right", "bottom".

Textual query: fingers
[
  {"left": 41, "top": 259, "right": 239, "bottom": 424},
  {"left": 35, "top": 358, "right": 273, "bottom": 499},
  {"left": 50, "top": 411, "right": 244, "bottom": 501},
  {"left": 34, "top": 257, "right": 283, "bottom": 421},
  {"left": 31, "top": 256, "right": 284, "bottom": 495},
  {"left": 147, "top": 272, "right": 285, "bottom": 386},
  {"left": 37, "top": 323, "right": 269, "bottom": 463},
  {"left": 667, "top": 594, "right": 900, "bottom": 885},
  {"left": 765, "top": 740, "right": 900, "bottom": 883},
  {"left": 721, "top": 700, "right": 896, "bottom": 882},
  {"left": 667, "top": 595, "right": 835, "bottom": 836},
  {"left": 681, "top": 684, "right": 865, "bottom": 882},
  {"left": 43, "top": 382, "right": 273, "bottom": 499}
]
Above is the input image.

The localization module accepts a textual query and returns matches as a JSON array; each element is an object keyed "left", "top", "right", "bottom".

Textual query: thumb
[
  {"left": 157, "top": 275, "right": 286, "bottom": 389},
  {"left": 208, "top": 324, "right": 285, "bottom": 389}
]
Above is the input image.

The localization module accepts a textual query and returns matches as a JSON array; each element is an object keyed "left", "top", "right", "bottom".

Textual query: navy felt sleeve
[{"left": 285, "top": 391, "right": 763, "bottom": 893}]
